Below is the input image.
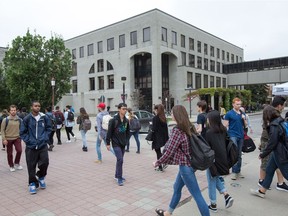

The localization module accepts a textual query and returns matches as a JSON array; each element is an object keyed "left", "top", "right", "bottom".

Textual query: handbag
[
  {"left": 242, "top": 133, "right": 256, "bottom": 153},
  {"left": 226, "top": 135, "right": 238, "bottom": 168},
  {"left": 145, "top": 125, "right": 154, "bottom": 142}
]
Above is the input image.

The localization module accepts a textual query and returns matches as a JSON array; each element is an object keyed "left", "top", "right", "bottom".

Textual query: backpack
[
  {"left": 129, "top": 117, "right": 141, "bottom": 131},
  {"left": 83, "top": 119, "right": 92, "bottom": 130},
  {"left": 102, "top": 114, "right": 113, "bottom": 130},
  {"left": 278, "top": 120, "right": 288, "bottom": 163},
  {"left": 226, "top": 136, "right": 238, "bottom": 168},
  {"left": 47, "top": 114, "right": 57, "bottom": 131},
  {"left": 55, "top": 112, "right": 63, "bottom": 125},
  {"left": 67, "top": 111, "right": 74, "bottom": 122}
]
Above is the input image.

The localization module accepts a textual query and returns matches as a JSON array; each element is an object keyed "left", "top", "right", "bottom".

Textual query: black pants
[
  {"left": 65, "top": 127, "right": 75, "bottom": 140},
  {"left": 56, "top": 128, "right": 62, "bottom": 143},
  {"left": 48, "top": 131, "right": 55, "bottom": 146},
  {"left": 25, "top": 145, "right": 49, "bottom": 185},
  {"left": 155, "top": 148, "right": 163, "bottom": 169}
]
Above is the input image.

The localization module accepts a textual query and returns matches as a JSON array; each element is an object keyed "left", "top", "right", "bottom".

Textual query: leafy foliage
[
  {"left": 243, "top": 84, "right": 269, "bottom": 104},
  {"left": 0, "top": 63, "right": 11, "bottom": 110},
  {"left": 129, "top": 89, "right": 145, "bottom": 110},
  {"left": 3, "top": 30, "right": 72, "bottom": 110}
]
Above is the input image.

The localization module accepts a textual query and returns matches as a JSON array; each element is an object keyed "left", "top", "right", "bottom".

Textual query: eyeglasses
[{"left": 120, "top": 108, "right": 127, "bottom": 110}]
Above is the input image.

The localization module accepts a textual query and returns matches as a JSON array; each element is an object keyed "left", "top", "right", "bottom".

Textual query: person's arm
[
  {"left": 106, "top": 118, "right": 114, "bottom": 149},
  {"left": 1, "top": 118, "right": 7, "bottom": 141},
  {"left": 196, "top": 115, "right": 203, "bottom": 134},
  {"left": 260, "top": 125, "right": 279, "bottom": 159},
  {"left": 20, "top": 117, "right": 29, "bottom": 143}
]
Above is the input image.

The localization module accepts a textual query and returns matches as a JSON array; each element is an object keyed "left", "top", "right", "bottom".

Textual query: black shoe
[
  {"left": 276, "top": 182, "right": 288, "bottom": 192},
  {"left": 258, "top": 180, "right": 271, "bottom": 190},
  {"left": 82, "top": 147, "right": 88, "bottom": 152},
  {"left": 48, "top": 144, "right": 54, "bottom": 151},
  {"left": 224, "top": 194, "right": 234, "bottom": 208},
  {"left": 57, "top": 141, "right": 62, "bottom": 145},
  {"left": 125, "top": 149, "right": 129, "bottom": 152},
  {"left": 208, "top": 204, "right": 217, "bottom": 212},
  {"left": 136, "top": 150, "right": 140, "bottom": 154}
]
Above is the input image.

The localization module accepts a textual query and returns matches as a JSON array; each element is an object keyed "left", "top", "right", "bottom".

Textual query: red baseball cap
[{"left": 97, "top": 103, "right": 106, "bottom": 109}]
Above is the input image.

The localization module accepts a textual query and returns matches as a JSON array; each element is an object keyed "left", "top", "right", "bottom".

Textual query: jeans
[
  {"left": 113, "top": 146, "right": 125, "bottom": 179},
  {"left": 80, "top": 130, "right": 87, "bottom": 147},
  {"left": 96, "top": 134, "right": 114, "bottom": 160},
  {"left": 262, "top": 152, "right": 288, "bottom": 190},
  {"left": 6, "top": 138, "right": 22, "bottom": 167},
  {"left": 126, "top": 131, "right": 140, "bottom": 152},
  {"left": 206, "top": 169, "right": 226, "bottom": 204},
  {"left": 168, "top": 165, "right": 210, "bottom": 216},
  {"left": 230, "top": 137, "right": 243, "bottom": 174}
]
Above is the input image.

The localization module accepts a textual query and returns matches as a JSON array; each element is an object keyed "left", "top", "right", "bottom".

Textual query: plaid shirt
[{"left": 155, "top": 127, "right": 191, "bottom": 167}]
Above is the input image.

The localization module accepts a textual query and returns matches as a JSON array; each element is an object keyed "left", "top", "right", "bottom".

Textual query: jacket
[
  {"left": 76, "top": 114, "right": 89, "bottom": 131},
  {"left": 20, "top": 112, "right": 52, "bottom": 150},
  {"left": 151, "top": 115, "right": 169, "bottom": 150},
  {"left": 96, "top": 111, "right": 109, "bottom": 139},
  {"left": 260, "top": 117, "right": 287, "bottom": 163},
  {"left": 106, "top": 113, "right": 129, "bottom": 148}
]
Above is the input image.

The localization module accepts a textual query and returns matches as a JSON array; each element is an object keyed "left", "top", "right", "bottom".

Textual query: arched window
[
  {"left": 107, "top": 60, "right": 114, "bottom": 71},
  {"left": 89, "top": 63, "right": 95, "bottom": 74}
]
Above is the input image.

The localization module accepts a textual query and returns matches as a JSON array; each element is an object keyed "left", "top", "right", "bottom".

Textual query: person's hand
[
  {"left": 106, "top": 145, "right": 110, "bottom": 151},
  {"left": 3, "top": 140, "right": 8, "bottom": 145},
  {"left": 152, "top": 161, "right": 157, "bottom": 167}
]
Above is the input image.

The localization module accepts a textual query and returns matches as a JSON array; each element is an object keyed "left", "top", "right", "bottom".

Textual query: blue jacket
[{"left": 20, "top": 112, "right": 52, "bottom": 150}]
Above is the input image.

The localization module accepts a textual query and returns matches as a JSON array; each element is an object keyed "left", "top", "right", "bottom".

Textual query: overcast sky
[{"left": 0, "top": 0, "right": 287, "bottom": 61}]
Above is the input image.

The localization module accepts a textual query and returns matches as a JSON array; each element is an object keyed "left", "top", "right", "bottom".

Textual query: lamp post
[
  {"left": 185, "top": 86, "right": 194, "bottom": 118},
  {"left": 51, "top": 77, "right": 55, "bottom": 111},
  {"left": 121, "top": 76, "right": 126, "bottom": 103}
]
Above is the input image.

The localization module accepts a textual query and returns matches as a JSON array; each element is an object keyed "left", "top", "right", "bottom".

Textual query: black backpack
[
  {"left": 47, "top": 114, "right": 56, "bottom": 131},
  {"left": 67, "top": 111, "right": 74, "bottom": 121},
  {"left": 55, "top": 113, "right": 63, "bottom": 125},
  {"left": 129, "top": 117, "right": 141, "bottom": 131}
]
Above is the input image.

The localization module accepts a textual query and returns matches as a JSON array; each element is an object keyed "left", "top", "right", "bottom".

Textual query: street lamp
[
  {"left": 121, "top": 76, "right": 126, "bottom": 103},
  {"left": 51, "top": 77, "right": 55, "bottom": 111},
  {"left": 185, "top": 86, "right": 195, "bottom": 118}
]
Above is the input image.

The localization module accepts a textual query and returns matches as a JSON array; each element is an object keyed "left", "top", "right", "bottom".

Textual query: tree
[
  {"left": 129, "top": 89, "right": 145, "bottom": 110},
  {"left": 244, "top": 84, "right": 269, "bottom": 105},
  {"left": 3, "top": 30, "right": 72, "bottom": 110},
  {"left": 0, "top": 63, "right": 11, "bottom": 110}
]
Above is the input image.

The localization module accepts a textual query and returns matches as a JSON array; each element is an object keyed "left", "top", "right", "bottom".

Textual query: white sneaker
[
  {"left": 231, "top": 173, "right": 238, "bottom": 180},
  {"left": 73, "top": 136, "right": 77, "bottom": 141},
  {"left": 10, "top": 167, "right": 16, "bottom": 172},
  {"left": 250, "top": 188, "right": 265, "bottom": 198},
  {"left": 15, "top": 164, "right": 23, "bottom": 170},
  {"left": 66, "top": 140, "right": 71, "bottom": 143}
]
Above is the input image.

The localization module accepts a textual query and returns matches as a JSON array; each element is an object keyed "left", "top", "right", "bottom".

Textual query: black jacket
[
  {"left": 151, "top": 115, "right": 169, "bottom": 150},
  {"left": 106, "top": 114, "right": 129, "bottom": 148}
]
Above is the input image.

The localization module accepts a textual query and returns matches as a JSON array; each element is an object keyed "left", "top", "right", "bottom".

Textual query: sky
[{"left": 0, "top": 0, "right": 287, "bottom": 61}]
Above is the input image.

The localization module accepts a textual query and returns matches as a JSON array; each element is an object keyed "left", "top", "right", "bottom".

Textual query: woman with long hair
[
  {"left": 76, "top": 107, "right": 89, "bottom": 152},
  {"left": 152, "top": 104, "right": 169, "bottom": 172},
  {"left": 205, "top": 110, "right": 234, "bottom": 212},
  {"left": 154, "top": 105, "right": 209, "bottom": 216}
]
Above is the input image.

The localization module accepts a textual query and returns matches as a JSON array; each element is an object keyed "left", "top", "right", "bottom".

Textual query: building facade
[{"left": 62, "top": 9, "right": 243, "bottom": 114}]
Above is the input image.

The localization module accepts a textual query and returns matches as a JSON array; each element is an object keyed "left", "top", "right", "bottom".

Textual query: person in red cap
[{"left": 95, "top": 102, "right": 114, "bottom": 163}]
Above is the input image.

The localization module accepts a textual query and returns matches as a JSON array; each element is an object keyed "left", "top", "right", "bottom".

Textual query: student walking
[
  {"left": 20, "top": 101, "right": 52, "bottom": 194},
  {"left": 45, "top": 106, "right": 56, "bottom": 151},
  {"left": 64, "top": 105, "right": 76, "bottom": 143},
  {"left": 76, "top": 107, "right": 89, "bottom": 152},
  {"left": 1, "top": 105, "right": 23, "bottom": 172},
  {"left": 54, "top": 106, "right": 65, "bottom": 145},
  {"left": 125, "top": 108, "right": 141, "bottom": 153},
  {"left": 205, "top": 110, "right": 234, "bottom": 212},
  {"left": 106, "top": 103, "right": 129, "bottom": 186},
  {"left": 196, "top": 100, "right": 208, "bottom": 139},
  {"left": 154, "top": 105, "right": 210, "bottom": 216}
]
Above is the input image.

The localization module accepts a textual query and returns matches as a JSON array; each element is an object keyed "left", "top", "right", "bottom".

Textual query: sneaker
[
  {"left": 258, "top": 180, "right": 271, "bottom": 190},
  {"left": 208, "top": 204, "right": 218, "bottom": 213},
  {"left": 225, "top": 195, "right": 234, "bottom": 208},
  {"left": 231, "top": 173, "right": 237, "bottom": 180},
  {"left": 114, "top": 177, "right": 126, "bottom": 182},
  {"left": 94, "top": 160, "right": 102, "bottom": 164},
  {"left": 15, "top": 164, "right": 23, "bottom": 170},
  {"left": 10, "top": 167, "right": 16, "bottom": 172},
  {"left": 117, "top": 178, "right": 124, "bottom": 186},
  {"left": 238, "top": 173, "right": 245, "bottom": 178},
  {"left": 162, "top": 164, "right": 168, "bottom": 170},
  {"left": 57, "top": 141, "right": 62, "bottom": 145},
  {"left": 276, "top": 182, "right": 288, "bottom": 192},
  {"left": 73, "top": 136, "right": 77, "bottom": 141},
  {"left": 136, "top": 150, "right": 140, "bottom": 154},
  {"left": 125, "top": 149, "right": 129, "bottom": 152},
  {"left": 29, "top": 182, "right": 37, "bottom": 194},
  {"left": 66, "top": 140, "right": 71, "bottom": 143},
  {"left": 38, "top": 177, "right": 46, "bottom": 189},
  {"left": 82, "top": 146, "right": 88, "bottom": 152},
  {"left": 2, "top": 147, "right": 5, "bottom": 151},
  {"left": 250, "top": 188, "right": 265, "bottom": 198},
  {"left": 155, "top": 167, "right": 164, "bottom": 172}
]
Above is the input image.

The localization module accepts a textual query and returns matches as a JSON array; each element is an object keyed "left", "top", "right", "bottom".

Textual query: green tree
[
  {"left": 129, "top": 89, "right": 145, "bottom": 110},
  {"left": 3, "top": 31, "right": 72, "bottom": 110},
  {"left": 244, "top": 84, "right": 269, "bottom": 105},
  {"left": 0, "top": 63, "right": 11, "bottom": 110}
]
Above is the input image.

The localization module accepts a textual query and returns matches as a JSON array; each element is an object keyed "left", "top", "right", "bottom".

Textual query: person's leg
[
  {"left": 65, "top": 127, "right": 71, "bottom": 141},
  {"left": 80, "top": 130, "right": 87, "bottom": 148},
  {"left": 261, "top": 153, "right": 278, "bottom": 192},
  {"left": 56, "top": 128, "right": 61, "bottom": 143},
  {"left": 134, "top": 131, "right": 140, "bottom": 153},
  {"left": 206, "top": 169, "right": 217, "bottom": 205},
  {"left": 36, "top": 145, "right": 49, "bottom": 179},
  {"left": 273, "top": 153, "right": 288, "bottom": 182},
  {"left": 114, "top": 146, "right": 124, "bottom": 179},
  {"left": 96, "top": 134, "right": 102, "bottom": 161},
  {"left": 25, "top": 148, "right": 39, "bottom": 186},
  {"left": 155, "top": 148, "right": 163, "bottom": 170},
  {"left": 230, "top": 137, "right": 243, "bottom": 175},
  {"left": 70, "top": 127, "right": 75, "bottom": 137},
  {"left": 14, "top": 138, "right": 22, "bottom": 165},
  {"left": 6, "top": 140, "right": 14, "bottom": 168},
  {"left": 276, "top": 169, "right": 285, "bottom": 183},
  {"left": 102, "top": 134, "right": 115, "bottom": 155},
  {"left": 126, "top": 132, "right": 132, "bottom": 151}
]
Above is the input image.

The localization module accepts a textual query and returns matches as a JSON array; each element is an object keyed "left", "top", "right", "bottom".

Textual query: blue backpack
[{"left": 279, "top": 120, "right": 288, "bottom": 163}]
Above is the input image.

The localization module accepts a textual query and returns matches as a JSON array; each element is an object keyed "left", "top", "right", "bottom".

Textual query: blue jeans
[
  {"left": 262, "top": 152, "right": 288, "bottom": 190},
  {"left": 126, "top": 131, "right": 140, "bottom": 152},
  {"left": 80, "top": 130, "right": 87, "bottom": 147},
  {"left": 113, "top": 146, "right": 125, "bottom": 179},
  {"left": 168, "top": 165, "right": 210, "bottom": 216},
  {"left": 206, "top": 169, "right": 226, "bottom": 204},
  {"left": 230, "top": 137, "right": 243, "bottom": 174},
  {"left": 96, "top": 134, "right": 115, "bottom": 160}
]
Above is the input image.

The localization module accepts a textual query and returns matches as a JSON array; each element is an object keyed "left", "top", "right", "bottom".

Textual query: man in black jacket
[{"left": 106, "top": 103, "right": 129, "bottom": 186}]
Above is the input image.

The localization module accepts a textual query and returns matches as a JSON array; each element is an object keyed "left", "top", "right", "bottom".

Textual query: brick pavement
[{"left": 0, "top": 125, "right": 207, "bottom": 216}]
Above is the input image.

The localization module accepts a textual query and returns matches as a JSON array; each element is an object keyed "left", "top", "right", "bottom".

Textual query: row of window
[
  {"left": 187, "top": 72, "right": 226, "bottom": 89},
  {"left": 182, "top": 53, "right": 222, "bottom": 72}
]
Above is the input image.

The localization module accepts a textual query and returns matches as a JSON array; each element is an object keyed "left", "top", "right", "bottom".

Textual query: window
[
  {"left": 172, "top": 31, "right": 177, "bottom": 45},
  {"left": 210, "top": 46, "right": 214, "bottom": 57},
  {"left": 161, "top": 27, "right": 167, "bottom": 42},
  {"left": 204, "top": 75, "right": 208, "bottom": 88},
  {"left": 231, "top": 54, "right": 234, "bottom": 63},
  {"left": 188, "top": 54, "right": 195, "bottom": 67},
  {"left": 107, "top": 61, "right": 113, "bottom": 71},
  {"left": 210, "top": 76, "right": 214, "bottom": 87},
  {"left": 210, "top": 60, "right": 215, "bottom": 72},
  {"left": 89, "top": 78, "right": 95, "bottom": 91},
  {"left": 189, "top": 38, "right": 194, "bottom": 50},
  {"left": 240, "top": 57, "right": 242, "bottom": 62},
  {"left": 119, "top": 34, "right": 125, "bottom": 48},
  {"left": 181, "top": 52, "right": 186, "bottom": 66},
  {"left": 226, "top": 52, "right": 230, "bottom": 62},
  {"left": 217, "top": 48, "right": 220, "bottom": 59},
  {"left": 217, "top": 62, "right": 221, "bottom": 73},
  {"left": 130, "top": 31, "right": 137, "bottom": 45},
  {"left": 204, "top": 43, "right": 208, "bottom": 55},
  {"left": 197, "top": 41, "right": 201, "bottom": 53},
  {"left": 143, "top": 27, "right": 150, "bottom": 42},
  {"left": 187, "top": 72, "right": 193, "bottom": 88},
  {"left": 197, "top": 56, "right": 202, "bottom": 69},
  {"left": 181, "top": 34, "right": 185, "bottom": 48},
  {"left": 204, "top": 58, "right": 208, "bottom": 70},
  {"left": 195, "top": 73, "right": 201, "bottom": 89},
  {"left": 108, "top": 75, "right": 114, "bottom": 89},
  {"left": 72, "top": 80, "right": 77, "bottom": 93},
  {"left": 72, "top": 49, "right": 76, "bottom": 59},
  {"left": 87, "top": 44, "right": 94, "bottom": 56},
  {"left": 222, "top": 50, "right": 225, "bottom": 60},
  {"left": 222, "top": 78, "right": 227, "bottom": 88},
  {"left": 97, "top": 41, "right": 103, "bottom": 53},
  {"left": 98, "top": 76, "right": 104, "bottom": 90},
  {"left": 89, "top": 63, "right": 95, "bottom": 74},
  {"left": 79, "top": 46, "right": 84, "bottom": 58},
  {"left": 216, "top": 77, "right": 221, "bottom": 87},
  {"left": 72, "top": 62, "right": 77, "bottom": 76},
  {"left": 97, "top": 59, "right": 104, "bottom": 72},
  {"left": 236, "top": 55, "right": 239, "bottom": 63},
  {"left": 107, "top": 38, "right": 114, "bottom": 51}
]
